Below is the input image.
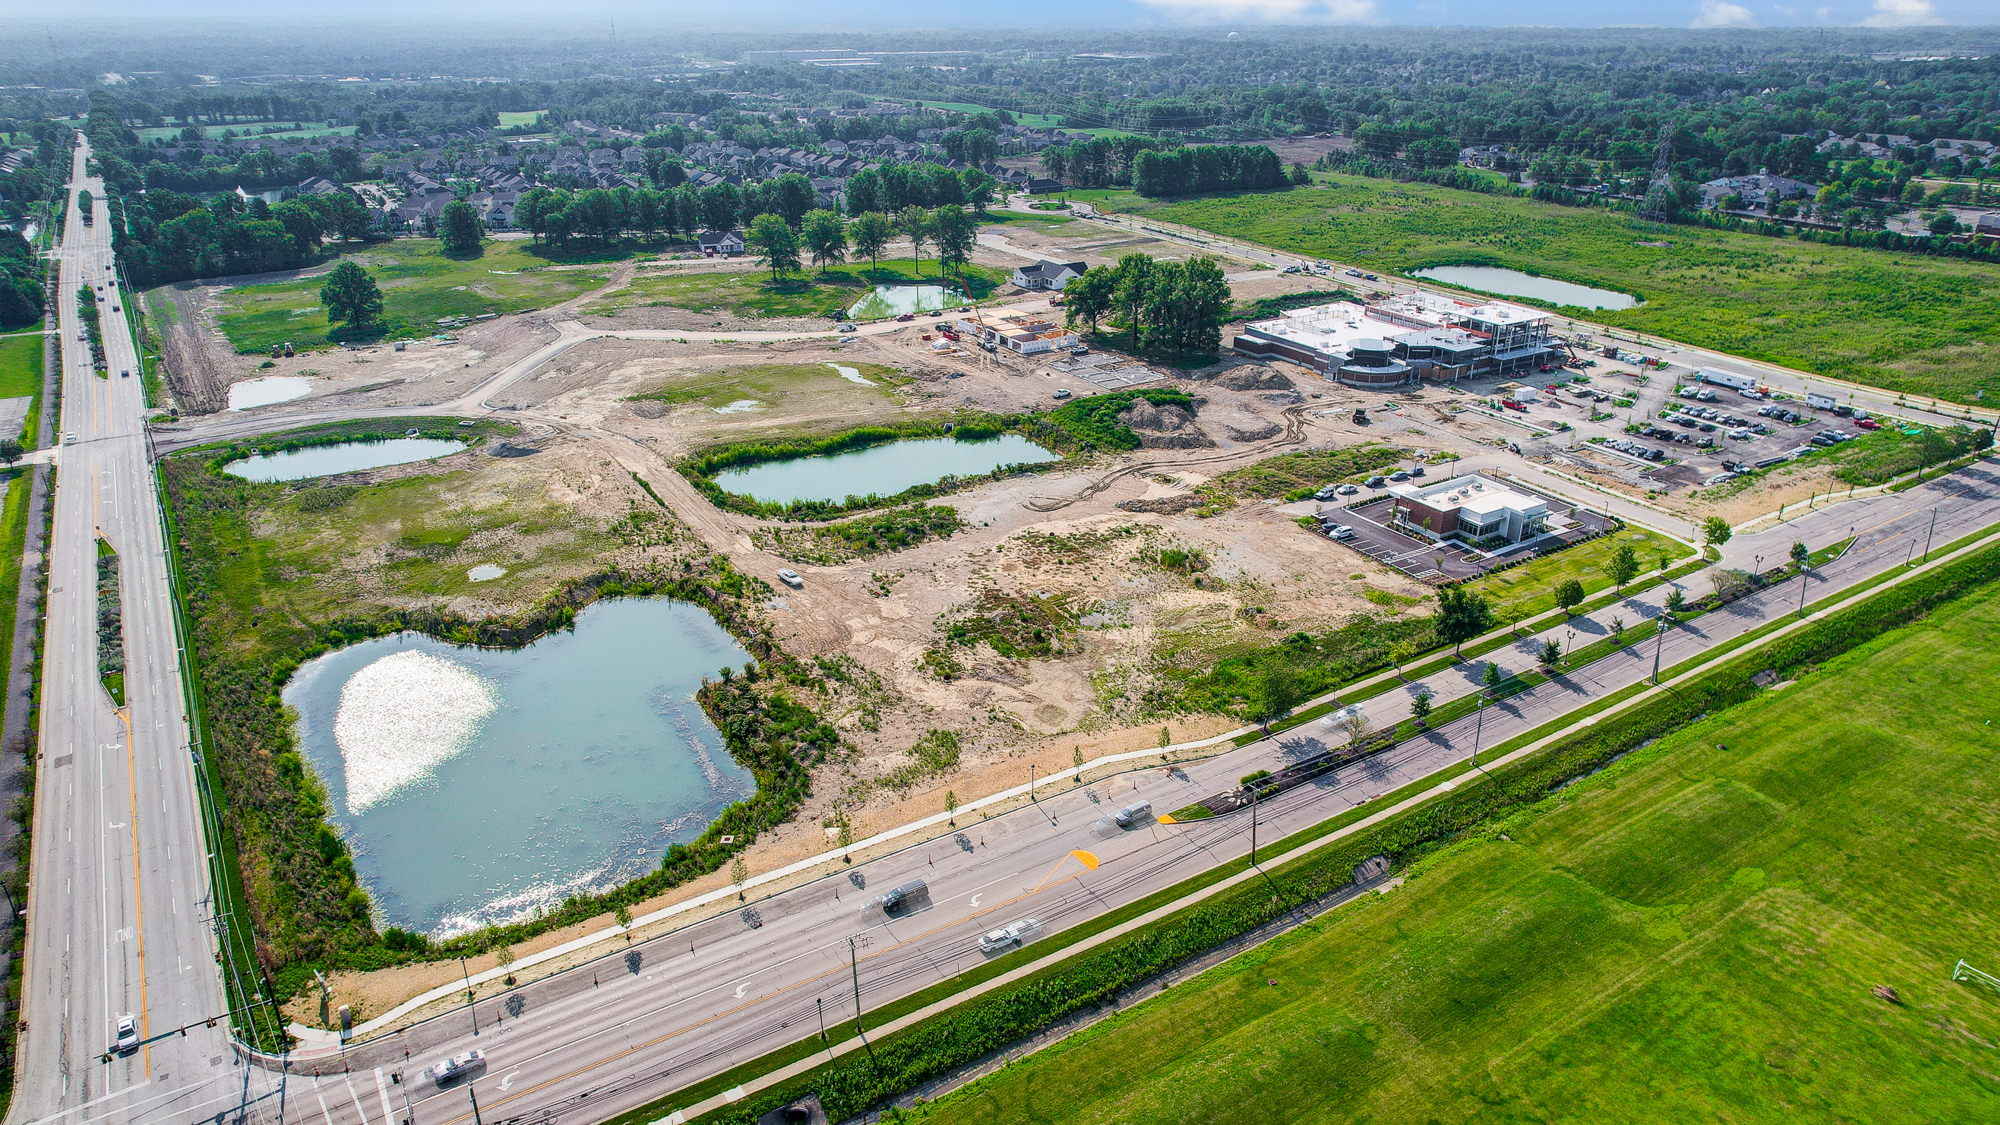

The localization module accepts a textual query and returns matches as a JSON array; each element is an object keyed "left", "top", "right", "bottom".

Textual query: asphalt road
[
  {"left": 9, "top": 142, "right": 281, "bottom": 1125},
  {"left": 237, "top": 459, "right": 2000, "bottom": 1125}
]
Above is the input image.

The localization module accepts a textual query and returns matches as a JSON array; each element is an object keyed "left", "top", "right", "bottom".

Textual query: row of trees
[
  {"left": 743, "top": 205, "right": 978, "bottom": 282},
  {"left": 113, "top": 189, "right": 372, "bottom": 287},
  {"left": 1061, "top": 253, "right": 1230, "bottom": 358},
  {"left": 0, "top": 231, "right": 44, "bottom": 329},
  {"left": 1131, "top": 145, "right": 1291, "bottom": 198}
]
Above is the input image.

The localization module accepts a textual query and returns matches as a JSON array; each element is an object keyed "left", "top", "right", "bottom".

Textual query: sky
[{"left": 0, "top": 0, "right": 1989, "bottom": 29}]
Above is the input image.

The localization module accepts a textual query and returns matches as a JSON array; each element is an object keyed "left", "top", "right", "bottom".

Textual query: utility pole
[
  {"left": 1652, "top": 612, "right": 1674, "bottom": 684},
  {"left": 459, "top": 956, "right": 478, "bottom": 1037},
  {"left": 1923, "top": 507, "right": 1937, "bottom": 563},
  {"left": 849, "top": 937, "right": 874, "bottom": 1061},
  {"left": 1638, "top": 124, "right": 1676, "bottom": 224},
  {"left": 466, "top": 1085, "right": 484, "bottom": 1125},
  {"left": 1470, "top": 695, "right": 1486, "bottom": 771},
  {"left": 816, "top": 996, "right": 828, "bottom": 1043},
  {"left": 1249, "top": 784, "right": 1259, "bottom": 866}
]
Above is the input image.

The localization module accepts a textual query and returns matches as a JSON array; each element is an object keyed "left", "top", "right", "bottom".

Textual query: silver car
[
  {"left": 978, "top": 918, "right": 1040, "bottom": 953},
  {"left": 115, "top": 1015, "right": 139, "bottom": 1054},
  {"left": 776, "top": 568, "right": 804, "bottom": 589},
  {"left": 427, "top": 1049, "right": 486, "bottom": 1083}
]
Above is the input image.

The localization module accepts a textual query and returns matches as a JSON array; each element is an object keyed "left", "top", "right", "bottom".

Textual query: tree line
[{"left": 111, "top": 189, "right": 373, "bottom": 288}]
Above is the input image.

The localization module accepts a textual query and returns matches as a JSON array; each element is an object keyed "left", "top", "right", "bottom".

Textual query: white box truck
[
  {"left": 1805, "top": 392, "right": 1837, "bottom": 411},
  {"left": 1697, "top": 367, "right": 1757, "bottom": 391}
]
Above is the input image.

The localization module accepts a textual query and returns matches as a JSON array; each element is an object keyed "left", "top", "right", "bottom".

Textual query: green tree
[
  {"left": 439, "top": 199, "right": 483, "bottom": 257},
  {"left": 318, "top": 260, "right": 384, "bottom": 332},
  {"left": 1062, "top": 267, "right": 1114, "bottom": 332},
  {"left": 1538, "top": 637, "right": 1563, "bottom": 668},
  {"left": 0, "top": 439, "right": 22, "bottom": 466},
  {"left": 1555, "top": 578, "right": 1586, "bottom": 616},
  {"left": 1482, "top": 661, "right": 1504, "bottom": 694},
  {"left": 1608, "top": 543, "right": 1640, "bottom": 593},
  {"left": 1249, "top": 663, "right": 1303, "bottom": 728},
  {"left": 945, "top": 790, "right": 958, "bottom": 825},
  {"left": 730, "top": 853, "right": 749, "bottom": 900},
  {"left": 1409, "top": 687, "right": 1433, "bottom": 726},
  {"left": 800, "top": 209, "right": 848, "bottom": 274},
  {"left": 850, "top": 212, "right": 893, "bottom": 269},
  {"left": 1435, "top": 585, "right": 1494, "bottom": 655},
  {"left": 1703, "top": 516, "right": 1733, "bottom": 549},
  {"left": 1665, "top": 587, "right": 1687, "bottom": 613},
  {"left": 930, "top": 206, "right": 977, "bottom": 283},
  {"left": 746, "top": 212, "right": 800, "bottom": 280},
  {"left": 1790, "top": 540, "right": 1810, "bottom": 569},
  {"left": 897, "top": 205, "right": 930, "bottom": 276}
]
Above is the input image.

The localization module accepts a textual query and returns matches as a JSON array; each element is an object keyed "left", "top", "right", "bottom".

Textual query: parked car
[
  {"left": 776, "top": 568, "right": 804, "bottom": 589},
  {"left": 1334, "top": 483, "right": 1359, "bottom": 495},
  {"left": 979, "top": 918, "right": 1040, "bottom": 954},
  {"left": 1855, "top": 418, "right": 1881, "bottom": 430},
  {"left": 1052, "top": 388, "right": 1072, "bottom": 399},
  {"left": 115, "top": 1015, "right": 139, "bottom": 1055},
  {"left": 1328, "top": 524, "right": 1356, "bottom": 540},
  {"left": 1364, "top": 476, "right": 1387, "bottom": 488},
  {"left": 1387, "top": 470, "right": 1410, "bottom": 482},
  {"left": 1738, "top": 388, "right": 1764, "bottom": 399},
  {"left": 836, "top": 323, "right": 856, "bottom": 333},
  {"left": 1500, "top": 399, "right": 1528, "bottom": 412},
  {"left": 1314, "top": 485, "right": 1341, "bottom": 501},
  {"left": 1409, "top": 465, "right": 1425, "bottom": 476},
  {"left": 895, "top": 313, "right": 916, "bottom": 322},
  {"left": 427, "top": 1050, "right": 486, "bottom": 1083}
]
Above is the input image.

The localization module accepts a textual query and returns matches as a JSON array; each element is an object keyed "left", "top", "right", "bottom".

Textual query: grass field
[
  {"left": 0, "top": 324, "right": 45, "bottom": 444},
  {"left": 132, "top": 122, "right": 357, "bottom": 143},
  {"left": 497, "top": 111, "right": 547, "bottom": 127},
  {"left": 206, "top": 240, "right": 613, "bottom": 353},
  {"left": 0, "top": 469, "right": 32, "bottom": 692},
  {"left": 589, "top": 260, "right": 1008, "bottom": 321},
  {"left": 1078, "top": 176, "right": 2000, "bottom": 405},
  {"left": 629, "top": 361, "right": 906, "bottom": 411},
  {"left": 912, "top": 575, "right": 2000, "bottom": 1124},
  {"left": 1459, "top": 527, "right": 1692, "bottom": 622}
]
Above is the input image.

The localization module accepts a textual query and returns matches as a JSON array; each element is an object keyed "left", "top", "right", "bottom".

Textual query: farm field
[
  {"left": 131, "top": 121, "right": 357, "bottom": 143},
  {"left": 911, "top": 572, "right": 2000, "bottom": 1125},
  {"left": 588, "top": 260, "right": 1008, "bottom": 321},
  {"left": 205, "top": 240, "right": 612, "bottom": 353},
  {"left": 1082, "top": 175, "right": 2000, "bottom": 405}
]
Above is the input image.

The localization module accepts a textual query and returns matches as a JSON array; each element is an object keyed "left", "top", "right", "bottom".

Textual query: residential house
[
  {"left": 1012, "top": 260, "right": 1087, "bottom": 291},
  {"left": 698, "top": 229, "right": 746, "bottom": 257}
]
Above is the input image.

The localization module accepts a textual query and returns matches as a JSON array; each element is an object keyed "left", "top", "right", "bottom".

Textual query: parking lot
[{"left": 1317, "top": 477, "right": 1620, "bottom": 584}]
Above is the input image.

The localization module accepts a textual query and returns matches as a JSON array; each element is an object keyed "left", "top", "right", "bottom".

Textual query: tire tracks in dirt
[{"left": 1022, "top": 404, "right": 1310, "bottom": 512}]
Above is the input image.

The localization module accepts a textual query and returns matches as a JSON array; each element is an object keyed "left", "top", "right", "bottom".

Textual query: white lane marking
[
  {"left": 312, "top": 1077, "right": 334, "bottom": 1125},
  {"left": 969, "top": 894, "right": 983, "bottom": 908},
  {"left": 498, "top": 1070, "right": 522, "bottom": 1091},
  {"left": 343, "top": 1071, "right": 373, "bottom": 1125},
  {"left": 375, "top": 1068, "right": 396, "bottom": 1125},
  {"left": 733, "top": 980, "right": 751, "bottom": 999}
]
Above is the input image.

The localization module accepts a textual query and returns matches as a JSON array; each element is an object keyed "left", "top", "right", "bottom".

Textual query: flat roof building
[
  {"left": 1387, "top": 474, "right": 1550, "bottom": 548},
  {"left": 1232, "top": 294, "right": 1562, "bottom": 385}
]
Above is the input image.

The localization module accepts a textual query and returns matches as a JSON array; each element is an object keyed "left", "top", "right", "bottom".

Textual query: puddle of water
[
  {"left": 828, "top": 363, "right": 874, "bottom": 386},
  {"left": 284, "top": 599, "right": 755, "bottom": 936},
  {"left": 713, "top": 399, "right": 762, "bottom": 414},
  {"left": 715, "top": 433, "right": 1057, "bottom": 505},
  {"left": 843, "top": 283, "right": 965, "bottom": 320},
  {"left": 467, "top": 564, "right": 507, "bottom": 582},
  {"left": 228, "top": 376, "right": 314, "bottom": 410},
  {"left": 223, "top": 438, "right": 465, "bottom": 482},
  {"left": 1410, "top": 265, "right": 1638, "bottom": 310}
]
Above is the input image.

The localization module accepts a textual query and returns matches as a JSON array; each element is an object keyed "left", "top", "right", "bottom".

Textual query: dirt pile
[
  {"left": 1217, "top": 366, "right": 1296, "bottom": 392},
  {"left": 1118, "top": 398, "right": 1215, "bottom": 449}
]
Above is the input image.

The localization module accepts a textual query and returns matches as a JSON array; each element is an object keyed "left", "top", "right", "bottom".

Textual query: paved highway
[
  {"left": 244, "top": 458, "right": 2000, "bottom": 1125},
  {"left": 9, "top": 141, "right": 281, "bottom": 1125}
]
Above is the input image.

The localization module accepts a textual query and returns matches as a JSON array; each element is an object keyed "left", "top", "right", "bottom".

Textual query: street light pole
[
  {"left": 1470, "top": 695, "right": 1486, "bottom": 770},
  {"left": 1798, "top": 565, "right": 1809, "bottom": 619},
  {"left": 1249, "top": 785, "right": 1258, "bottom": 867},
  {"left": 1923, "top": 507, "right": 1937, "bottom": 563},
  {"left": 1651, "top": 612, "right": 1673, "bottom": 685},
  {"left": 849, "top": 937, "right": 875, "bottom": 1062},
  {"left": 459, "top": 956, "right": 478, "bottom": 1037},
  {"left": 816, "top": 996, "right": 828, "bottom": 1043}
]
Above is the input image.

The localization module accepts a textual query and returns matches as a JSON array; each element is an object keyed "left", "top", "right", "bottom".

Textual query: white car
[
  {"left": 427, "top": 1049, "right": 486, "bottom": 1083},
  {"left": 979, "top": 918, "right": 1040, "bottom": 954},
  {"left": 115, "top": 1015, "right": 139, "bottom": 1054},
  {"left": 1334, "top": 483, "right": 1359, "bottom": 495},
  {"left": 776, "top": 568, "right": 804, "bottom": 589},
  {"left": 1327, "top": 524, "right": 1356, "bottom": 540}
]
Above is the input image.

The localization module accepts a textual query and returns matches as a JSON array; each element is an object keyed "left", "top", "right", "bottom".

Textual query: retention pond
[
  {"left": 714, "top": 433, "right": 1057, "bottom": 505},
  {"left": 1410, "top": 265, "right": 1639, "bottom": 311},
  {"left": 223, "top": 438, "right": 465, "bottom": 482},
  {"left": 843, "top": 283, "right": 965, "bottom": 320},
  {"left": 285, "top": 599, "right": 754, "bottom": 936}
]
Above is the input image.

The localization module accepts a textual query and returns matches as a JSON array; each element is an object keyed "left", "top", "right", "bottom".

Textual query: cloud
[
  {"left": 1771, "top": 3, "right": 1796, "bottom": 14},
  {"left": 1693, "top": 0, "right": 1755, "bottom": 24},
  {"left": 1863, "top": 0, "right": 1941, "bottom": 24},
  {"left": 1131, "top": 0, "right": 1377, "bottom": 20},
  {"left": 1815, "top": 5, "right": 1831, "bottom": 15}
]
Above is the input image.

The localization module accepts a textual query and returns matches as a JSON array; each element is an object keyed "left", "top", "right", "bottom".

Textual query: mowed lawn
[
  {"left": 205, "top": 240, "right": 614, "bottom": 353},
  {"left": 588, "top": 259, "right": 1008, "bottom": 321},
  {"left": 1083, "top": 177, "right": 2000, "bottom": 405},
  {"left": 1460, "top": 526, "right": 1693, "bottom": 622},
  {"left": 0, "top": 326, "right": 45, "bottom": 443},
  {"left": 912, "top": 578, "right": 2000, "bottom": 1124}
]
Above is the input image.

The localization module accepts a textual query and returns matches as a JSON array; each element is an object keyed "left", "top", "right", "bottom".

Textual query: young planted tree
[
  {"left": 1608, "top": 543, "right": 1640, "bottom": 593},
  {"left": 1538, "top": 637, "right": 1564, "bottom": 668},
  {"left": 850, "top": 211, "right": 893, "bottom": 270},
  {"left": 730, "top": 853, "right": 750, "bottom": 901},
  {"left": 1665, "top": 586, "right": 1687, "bottom": 613},
  {"left": 746, "top": 213, "right": 801, "bottom": 281},
  {"left": 1409, "top": 688, "right": 1433, "bottom": 727},
  {"left": 1555, "top": 578, "right": 1586, "bottom": 616},
  {"left": 800, "top": 209, "right": 848, "bottom": 274},
  {"left": 945, "top": 790, "right": 958, "bottom": 826},
  {"left": 1790, "top": 540, "right": 1811, "bottom": 569},
  {"left": 1703, "top": 515, "right": 1733, "bottom": 550},
  {"left": 1482, "top": 661, "right": 1504, "bottom": 695},
  {"left": 318, "top": 260, "right": 384, "bottom": 333}
]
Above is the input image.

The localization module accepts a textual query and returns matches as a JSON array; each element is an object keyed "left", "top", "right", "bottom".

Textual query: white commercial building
[
  {"left": 1233, "top": 292, "right": 1563, "bottom": 386},
  {"left": 1386, "top": 474, "right": 1551, "bottom": 548}
]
